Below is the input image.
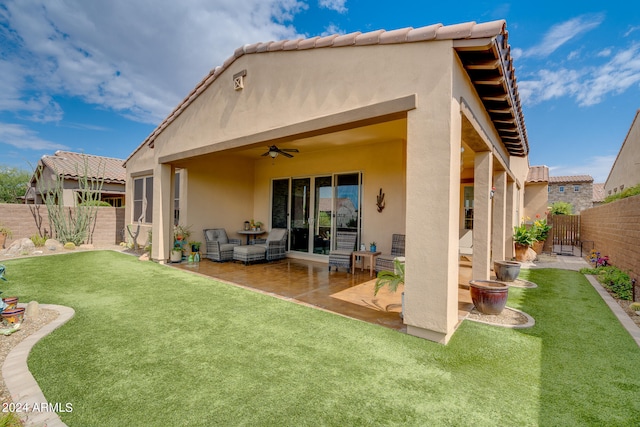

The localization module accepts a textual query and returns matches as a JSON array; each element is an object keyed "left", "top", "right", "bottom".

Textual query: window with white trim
[
  {"left": 573, "top": 185, "right": 580, "bottom": 192},
  {"left": 559, "top": 186, "right": 565, "bottom": 193},
  {"left": 133, "top": 176, "right": 153, "bottom": 223}
]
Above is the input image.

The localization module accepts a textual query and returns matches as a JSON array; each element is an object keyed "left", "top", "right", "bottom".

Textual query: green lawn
[{"left": 3, "top": 251, "right": 640, "bottom": 426}]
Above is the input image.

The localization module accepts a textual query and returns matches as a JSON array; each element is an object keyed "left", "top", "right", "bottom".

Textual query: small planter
[
  {"left": 170, "top": 250, "right": 183, "bottom": 263},
  {"left": 514, "top": 243, "right": 530, "bottom": 261},
  {"left": 493, "top": 261, "right": 521, "bottom": 282},
  {"left": 2, "top": 297, "right": 19, "bottom": 311},
  {"left": 469, "top": 280, "right": 509, "bottom": 315},
  {"left": 532, "top": 240, "right": 545, "bottom": 254},
  {"left": 1, "top": 307, "right": 25, "bottom": 326}
]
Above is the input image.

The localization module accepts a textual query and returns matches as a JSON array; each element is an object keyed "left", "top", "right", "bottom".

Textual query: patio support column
[
  {"left": 505, "top": 180, "right": 516, "bottom": 259},
  {"left": 404, "top": 105, "right": 459, "bottom": 344},
  {"left": 491, "top": 171, "right": 507, "bottom": 263},
  {"left": 152, "top": 163, "right": 173, "bottom": 263},
  {"left": 472, "top": 151, "right": 493, "bottom": 280}
]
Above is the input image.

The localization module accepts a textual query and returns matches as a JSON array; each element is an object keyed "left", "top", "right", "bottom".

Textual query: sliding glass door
[{"left": 271, "top": 172, "right": 361, "bottom": 256}]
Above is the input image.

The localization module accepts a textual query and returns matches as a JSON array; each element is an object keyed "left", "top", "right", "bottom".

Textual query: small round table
[{"left": 237, "top": 230, "right": 266, "bottom": 245}]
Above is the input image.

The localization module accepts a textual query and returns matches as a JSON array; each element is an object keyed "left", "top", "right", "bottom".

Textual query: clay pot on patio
[
  {"left": 1, "top": 307, "right": 25, "bottom": 326},
  {"left": 532, "top": 240, "right": 545, "bottom": 254},
  {"left": 493, "top": 261, "right": 521, "bottom": 282},
  {"left": 469, "top": 280, "right": 509, "bottom": 315},
  {"left": 514, "top": 243, "right": 530, "bottom": 262},
  {"left": 2, "top": 297, "right": 19, "bottom": 311}
]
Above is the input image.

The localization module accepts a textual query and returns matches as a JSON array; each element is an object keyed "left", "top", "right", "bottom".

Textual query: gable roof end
[{"left": 125, "top": 20, "right": 528, "bottom": 164}]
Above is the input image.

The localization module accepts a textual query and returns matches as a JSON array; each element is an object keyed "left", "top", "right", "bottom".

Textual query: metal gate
[{"left": 550, "top": 214, "right": 580, "bottom": 255}]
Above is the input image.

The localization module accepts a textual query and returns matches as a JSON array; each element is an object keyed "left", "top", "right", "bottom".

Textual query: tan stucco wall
[
  {"left": 524, "top": 182, "right": 548, "bottom": 219},
  {"left": 605, "top": 110, "right": 640, "bottom": 195}
]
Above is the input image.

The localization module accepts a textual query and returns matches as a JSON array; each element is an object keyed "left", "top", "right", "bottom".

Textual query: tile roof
[
  {"left": 40, "top": 151, "right": 125, "bottom": 184},
  {"left": 126, "top": 19, "right": 528, "bottom": 163},
  {"left": 592, "top": 183, "right": 606, "bottom": 202},
  {"left": 526, "top": 165, "right": 549, "bottom": 183},
  {"left": 548, "top": 175, "right": 594, "bottom": 184}
]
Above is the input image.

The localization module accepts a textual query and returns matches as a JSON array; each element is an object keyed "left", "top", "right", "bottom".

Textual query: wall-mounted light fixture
[{"left": 490, "top": 186, "right": 496, "bottom": 199}]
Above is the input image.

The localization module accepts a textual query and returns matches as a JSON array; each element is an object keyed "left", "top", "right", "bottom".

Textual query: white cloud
[
  {"left": 519, "top": 44, "right": 640, "bottom": 107},
  {"left": 548, "top": 155, "right": 616, "bottom": 183},
  {"left": 522, "top": 14, "right": 604, "bottom": 58},
  {"left": 321, "top": 23, "right": 345, "bottom": 37},
  {"left": 0, "top": 123, "right": 68, "bottom": 151},
  {"left": 318, "top": 0, "right": 347, "bottom": 13},
  {"left": 597, "top": 48, "right": 612, "bottom": 57},
  {"left": 1, "top": 0, "right": 307, "bottom": 125}
]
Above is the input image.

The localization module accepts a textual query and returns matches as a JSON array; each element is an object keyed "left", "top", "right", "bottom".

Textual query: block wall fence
[
  {"left": 0, "top": 204, "right": 125, "bottom": 247},
  {"left": 580, "top": 194, "right": 640, "bottom": 298}
]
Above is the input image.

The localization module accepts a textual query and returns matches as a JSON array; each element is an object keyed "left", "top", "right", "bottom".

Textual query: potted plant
[
  {"left": 254, "top": 221, "right": 263, "bottom": 231},
  {"left": 513, "top": 220, "right": 536, "bottom": 261},
  {"left": 531, "top": 214, "right": 551, "bottom": 254},
  {"left": 190, "top": 241, "right": 201, "bottom": 253},
  {"left": 170, "top": 242, "right": 183, "bottom": 263},
  {"left": 369, "top": 241, "right": 377, "bottom": 252},
  {"left": 375, "top": 258, "right": 405, "bottom": 317},
  {"left": 0, "top": 224, "right": 12, "bottom": 249}
]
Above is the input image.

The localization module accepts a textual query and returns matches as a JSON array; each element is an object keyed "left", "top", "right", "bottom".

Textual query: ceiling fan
[{"left": 261, "top": 145, "right": 299, "bottom": 159}]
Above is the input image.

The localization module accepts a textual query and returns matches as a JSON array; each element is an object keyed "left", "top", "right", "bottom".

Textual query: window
[
  {"left": 463, "top": 186, "right": 474, "bottom": 229},
  {"left": 548, "top": 185, "right": 551, "bottom": 193},
  {"left": 559, "top": 186, "right": 565, "bottom": 193},
  {"left": 573, "top": 185, "right": 580, "bottom": 192},
  {"left": 133, "top": 176, "right": 153, "bottom": 223}
]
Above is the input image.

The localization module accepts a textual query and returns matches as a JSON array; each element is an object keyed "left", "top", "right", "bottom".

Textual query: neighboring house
[
  {"left": 124, "top": 20, "right": 531, "bottom": 344},
  {"left": 592, "top": 183, "right": 606, "bottom": 207},
  {"left": 547, "top": 175, "right": 594, "bottom": 214},
  {"left": 25, "top": 151, "right": 126, "bottom": 207},
  {"left": 524, "top": 165, "right": 549, "bottom": 218},
  {"left": 605, "top": 109, "right": 640, "bottom": 196}
]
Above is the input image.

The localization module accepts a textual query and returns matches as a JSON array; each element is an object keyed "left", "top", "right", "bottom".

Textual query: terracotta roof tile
[
  {"left": 526, "top": 165, "right": 549, "bottom": 183},
  {"left": 41, "top": 151, "right": 125, "bottom": 184},
  {"left": 592, "top": 183, "right": 606, "bottom": 202},
  {"left": 548, "top": 175, "right": 594, "bottom": 184},
  {"left": 126, "top": 19, "right": 527, "bottom": 164}
]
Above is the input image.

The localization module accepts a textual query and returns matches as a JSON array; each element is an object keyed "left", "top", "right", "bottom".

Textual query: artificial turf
[{"left": 2, "top": 251, "right": 640, "bottom": 426}]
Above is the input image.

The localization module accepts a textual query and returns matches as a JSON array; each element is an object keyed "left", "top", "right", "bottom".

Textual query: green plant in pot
[
  {"left": 375, "top": 258, "right": 404, "bottom": 295},
  {"left": 189, "top": 241, "right": 201, "bottom": 252}
]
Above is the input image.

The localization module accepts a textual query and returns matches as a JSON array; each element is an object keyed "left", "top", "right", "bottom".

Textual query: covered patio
[{"left": 172, "top": 257, "right": 475, "bottom": 332}]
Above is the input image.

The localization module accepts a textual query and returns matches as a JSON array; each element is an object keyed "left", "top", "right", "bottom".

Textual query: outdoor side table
[
  {"left": 237, "top": 230, "right": 265, "bottom": 245},
  {"left": 351, "top": 250, "right": 381, "bottom": 277}
]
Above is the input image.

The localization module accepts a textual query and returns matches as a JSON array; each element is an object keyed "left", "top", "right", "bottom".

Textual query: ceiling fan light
[{"left": 269, "top": 151, "right": 278, "bottom": 158}]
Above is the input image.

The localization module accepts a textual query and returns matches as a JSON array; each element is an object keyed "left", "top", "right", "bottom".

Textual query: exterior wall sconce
[
  {"left": 233, "top": 70, "right": 247, "bottom": 91},
  {"left": 490, "top": 186, "right": 496, "bottom": 199}
]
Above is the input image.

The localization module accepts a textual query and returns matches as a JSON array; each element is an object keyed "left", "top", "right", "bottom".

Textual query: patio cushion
[
  {"left": 233, "top": 245, "right": 267, "bottom": 264},
  {"left": 206, "top": 229, "right": 229, "bottom": 244},
  {"left": 266, "top": 228, "right": 287, "bottom": 242}
]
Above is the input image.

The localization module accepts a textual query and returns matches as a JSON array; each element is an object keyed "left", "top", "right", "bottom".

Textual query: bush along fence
[{"left": 580, "top": 194, "right": 640, "bottom": 301}]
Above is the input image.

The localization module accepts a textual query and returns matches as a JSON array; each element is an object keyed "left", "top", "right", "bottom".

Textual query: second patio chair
[
  {"left": 328, "top": 231, "right": 358, "bottom": 272},
  {"left": 203, "top": 228, "right": 241, "bottom": 262},
  {"left": 233, "top": 228, "right": 288, "bottom": 264},
  {"left": 375, "top": 233, "right": 406, "bottom": 273}
]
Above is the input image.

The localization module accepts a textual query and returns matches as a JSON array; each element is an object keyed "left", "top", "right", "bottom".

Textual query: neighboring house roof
[
  {"left": 39, "top": 151, "right": 126, "bottom": 184},
  {"left": 526, "top": 165, "right": 549, "bottom": 183},
  {"left": 592, "top": 183, "right": 606, "bottom": 202},
  {"left": 126, "top": 19, "right": 528, "bottom": 164},
  {"left": 548, "top": 175, "right": 594, "bottom": 184}
]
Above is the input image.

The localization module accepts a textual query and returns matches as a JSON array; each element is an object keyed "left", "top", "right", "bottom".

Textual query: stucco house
[
  {"left": 605, "top": 109, "right": 640, "bottom": 196},
  {"left": 524, "top": 165, "right": 549, "bottom": 218},
  {"left": 25, "top": 151, "right": 126, "bottom": 207},
  {"left": 124, "top": 20, "right": 531, "bottom": 343}
]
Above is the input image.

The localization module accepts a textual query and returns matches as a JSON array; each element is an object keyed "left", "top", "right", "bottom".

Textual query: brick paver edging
[{"left": 2, "top": 304, "right": 75, "bottom": 427}]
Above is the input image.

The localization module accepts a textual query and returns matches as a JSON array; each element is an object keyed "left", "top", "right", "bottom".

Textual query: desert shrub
[
  {"left": 603, "top": 183, "right": 640, "bottom": 204},
  {"left": 30, "top": 234, "right": 46, "bottom": 247},
  {"left": 581, "top": 265, "right": 633, "bottom": 300},
  {"left": 550, "top": 201, "right": 573, "bottom": 215}
]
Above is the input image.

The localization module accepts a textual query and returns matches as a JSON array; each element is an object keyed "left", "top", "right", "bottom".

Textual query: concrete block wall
[
  {"left": 580, "top": 194, "right": 640, "bottom": 294},
  {"left": 0, "top": 204, "right": 125, "bottom": 247}
]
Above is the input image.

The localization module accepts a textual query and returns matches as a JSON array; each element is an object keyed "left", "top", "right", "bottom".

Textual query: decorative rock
[
  {"left": 5, "top": 238, "right": 36, "bottom": 256},
  {"left": 79, "top": 243, "right": 95, "bottom": 250},
  {"left": 25, "top": 301, "right": 40, "bottom": 319},
  {"left": 45, "top": 239, "right": 63, "bottom": 251},
  {"left": 138, "top": 253, "right": 150, "bottom": 261}
]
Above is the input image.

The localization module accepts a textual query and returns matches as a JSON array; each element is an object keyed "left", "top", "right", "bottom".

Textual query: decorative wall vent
[{"left": 233, "top": 70, "right": 247, "bottom": 91}]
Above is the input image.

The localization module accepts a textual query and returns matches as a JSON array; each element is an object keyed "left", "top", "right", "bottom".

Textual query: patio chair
[
  {"left": 328, "top": 231, "right": 358, "bottom": 272},
  {"left": 233, "top": 228, "right": 289, "bottom": 264},
  {"left": 375, "top": 234, "right": 406, "bottom": 273},
  {"left": 203, "top": 228, "right": 241, "bottom": 262}
]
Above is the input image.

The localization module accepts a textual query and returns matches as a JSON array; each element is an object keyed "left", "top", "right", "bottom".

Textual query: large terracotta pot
[
  {"left": 469, "top": 280, "right": 509, "bottom": 315},
  {"left": 532, "top": 240, "right": 545, "bottom": 254},
  {"left": 514, "top": 243, "right": 530, "bottom": 261},
  {"left": 493, "top": 261, "right": 521, "bottom": 282}
]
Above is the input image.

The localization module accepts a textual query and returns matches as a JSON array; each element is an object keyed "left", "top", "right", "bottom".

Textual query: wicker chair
[
  {"left": 374, "top": 234, "right": 406, "bottom": 273},
  {"left": 233, "top": 228, "right": 288, "bottom": 264},
  {"left": 328, "top": 231, "right": 358, "bottom": 272},
  {"left": 203, "top": 228, "right": 241, "bottom": 262}
]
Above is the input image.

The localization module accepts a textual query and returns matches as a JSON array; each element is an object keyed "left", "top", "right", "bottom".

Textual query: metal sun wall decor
[{"left": 376, "top": 188, "right": 385, "bottom": 212}]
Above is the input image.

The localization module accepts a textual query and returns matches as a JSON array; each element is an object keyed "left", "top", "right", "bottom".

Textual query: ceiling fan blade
[
  {"left": 281, "top": 148, "right": 299, "bottom": 153},
  {"left": 279, "top": 151, "right": 294, "bottom": 158},
  {"left": 261, "top": 151, "right": 270, "bottom": 156}
]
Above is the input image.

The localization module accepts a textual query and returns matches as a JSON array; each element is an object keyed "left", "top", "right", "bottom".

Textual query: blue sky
[{"left": 1, "top": 0, "right": 639, "bottom": 182}]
